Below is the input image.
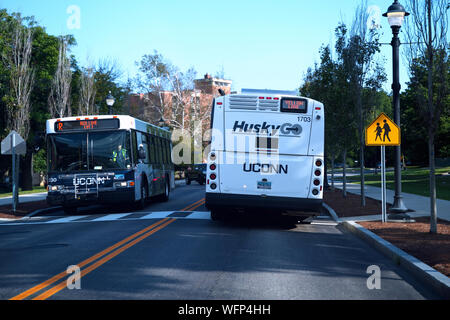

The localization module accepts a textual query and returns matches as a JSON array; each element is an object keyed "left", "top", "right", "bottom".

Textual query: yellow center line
[
  {"left": 185, "top": 199, "right": 205, "bottom": 212},
  {"left": 180, "top": 198, "right": 205, "bottom": 212},
  {"left": 32, "top": 218, "right": 176, "bottom": 300},
  {"left": 10, "top": 197, "right": 205, "bottom": 300},
  {"left": 10, "top": 217, "right": 170, "bottom": 301}
]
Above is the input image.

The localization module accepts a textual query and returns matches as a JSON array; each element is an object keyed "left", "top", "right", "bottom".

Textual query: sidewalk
[
  {"left": 330, "top": 179, "right": 450, "bottom": 222},
  {"left": 0, "top": 192, "right": 47, "bottom": 206}
]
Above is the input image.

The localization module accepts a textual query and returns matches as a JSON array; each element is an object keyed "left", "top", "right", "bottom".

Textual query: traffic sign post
[
  {"left": 366, "top": 113, "right": 400, "bottom": 223},
  {"left": 1, "top": 131, "right": 26, "bottom": 213}
]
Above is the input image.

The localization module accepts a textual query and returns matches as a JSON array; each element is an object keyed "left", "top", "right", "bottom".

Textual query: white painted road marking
[{"left": 0, "top": 211, "right": 211, "bottom": 226}]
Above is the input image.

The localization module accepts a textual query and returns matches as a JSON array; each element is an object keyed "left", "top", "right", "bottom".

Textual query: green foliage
[
  {"left": 33, "top": 148, "right": 47, "bottom": 173},
  {"left": 401, "top": 49, "right": 450, "bottom": 164}
]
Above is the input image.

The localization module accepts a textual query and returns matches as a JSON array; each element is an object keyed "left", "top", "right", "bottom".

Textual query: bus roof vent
[
  {"left": 258, "top": 99, "right": 279, "bottom": 111},
  {"left": 229, "top": 95, "right": 258, "bottom": 110}
]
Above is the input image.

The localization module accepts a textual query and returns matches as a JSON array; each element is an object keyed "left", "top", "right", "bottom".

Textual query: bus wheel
[
  {"left": 160, "top": 179, "right": 170, "bottom": 202},
  {"left": 63, "top": 206, "right": 77, "bottom": 215},
  {"left": 210, "top": 209, "right": 223, "bottom": 221},
  {"left": 135, "top": 183, "right": 147, "bottom": 210}
]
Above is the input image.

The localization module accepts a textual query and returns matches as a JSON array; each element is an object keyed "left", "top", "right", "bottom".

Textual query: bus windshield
[{"left": 48, "top": 131, "right": 131, "bottom": 172}]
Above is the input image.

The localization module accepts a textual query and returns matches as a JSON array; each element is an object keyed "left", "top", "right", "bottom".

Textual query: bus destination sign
[
  {"left": 280, "top": 98, "right": 307, "bottom": 113},
  {"left": 55, "top": 118, "right": 120, "bottom": 132}
]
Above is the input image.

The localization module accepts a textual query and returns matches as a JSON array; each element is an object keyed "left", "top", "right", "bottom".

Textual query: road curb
[
  {"left": 341, "top": 220, "right": 450, "bottom": 299},
  {"left": 322, "top": 203, "right": 341, "bottom": 223},
  {"left": 21, "top": 206, "right": 62, "bottom": 220}
]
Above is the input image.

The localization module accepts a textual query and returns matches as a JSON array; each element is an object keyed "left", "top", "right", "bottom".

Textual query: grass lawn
[
  {"left": 0, "top": 186, "right": 47, "bottom": 199},
  {"left": 340, "top": 166, "right": 450, "bottom": 201}
]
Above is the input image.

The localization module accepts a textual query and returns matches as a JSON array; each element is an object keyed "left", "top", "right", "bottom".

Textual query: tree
[
  {"left": 404, "top": 0, "right": 448, "bottom": 233},
  {"left": 79, "top": 65, "right": 96, "bottom": 115},
  {"left": 135, "top": 51, "right": 201, "bottom": 134},
  {"left": 340, "top": 1, "right": 386, "bottom": 205},
  {"left": 300, "top": 46, "right": 342, "bottom": 190},
  {"left": 48, "top": 36, "right": 72, "bottom": 118},
  {"left": 2, "top": 14, "right": 35, "bottom": 194},
  {"left": 3, "top": 14, "right": 34, "bottom": 140}
]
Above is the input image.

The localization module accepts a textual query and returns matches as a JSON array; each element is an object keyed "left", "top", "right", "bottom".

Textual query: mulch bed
[
  {"left": 360, "top": 218, "right": 450, "bottom": 277},
  {"left": 0, "top": 200, "right": 49, "bottom": 220},
  {"left": 324, "top": 187, "right": 449, "bottom": 277},
  {"left": 324, "top": 188, "right": 392, "bottom": 217}
]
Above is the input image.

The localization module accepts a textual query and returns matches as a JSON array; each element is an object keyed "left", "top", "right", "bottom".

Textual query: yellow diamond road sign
[{"left": 366, "top": 113, "right": 400, "bottom": 146}]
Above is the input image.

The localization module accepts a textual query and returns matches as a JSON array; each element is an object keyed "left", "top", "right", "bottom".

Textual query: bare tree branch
[
  {"left": 48, "top": 37, "right": 72, "bottom": 118},
  {"left": 6, "top": 17, "right": 34, "bottom": 140}
]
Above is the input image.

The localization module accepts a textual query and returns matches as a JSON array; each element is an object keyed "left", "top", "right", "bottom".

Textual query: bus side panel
[
  {"left": 210, "top": 98, "right": 225, "bottom": 152},
  {"left": 308, "top": 101, "right": 325, "bottom": 156}
]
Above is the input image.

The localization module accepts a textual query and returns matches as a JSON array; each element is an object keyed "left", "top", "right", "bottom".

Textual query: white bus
[
  {"left": 205, "top": 89, "right": 325, "bottom": 221},
  {"left": 46, "top": 115, "right": 174, "bottom": 214}
]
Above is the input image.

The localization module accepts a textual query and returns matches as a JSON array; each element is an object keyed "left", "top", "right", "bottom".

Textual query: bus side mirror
[{"left": 138, "top": 146, "right": 146, "bottom": 160}]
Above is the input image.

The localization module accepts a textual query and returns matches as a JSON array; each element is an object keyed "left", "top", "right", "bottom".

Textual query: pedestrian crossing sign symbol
[{"left": 366, "top": 113, "right": 400, "bottom": 146}]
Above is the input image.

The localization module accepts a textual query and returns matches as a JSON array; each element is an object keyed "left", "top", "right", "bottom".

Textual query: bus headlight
[{"left": 49, "top": 185, "right": 64, "bottom": 192}]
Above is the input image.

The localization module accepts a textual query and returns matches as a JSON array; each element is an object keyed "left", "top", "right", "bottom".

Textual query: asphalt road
[{"left": 0, "top": 183, "right": 439, "bottom": 300}]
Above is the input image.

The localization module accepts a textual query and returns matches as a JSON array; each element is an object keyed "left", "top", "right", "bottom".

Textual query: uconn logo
[{"left": 243, "top": 163, "right": 288, "bottom": 174}]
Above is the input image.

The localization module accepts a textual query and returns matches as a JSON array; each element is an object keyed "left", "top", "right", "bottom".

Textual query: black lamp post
[
  {"left": 383, "top": 0, "right": 409, "bottom": 217},
  {"left": 106, "top": 91, "right": 115, "bottom": 115},
  {"left": 158, "top": 117, "right": 166, "bottom": 127}
]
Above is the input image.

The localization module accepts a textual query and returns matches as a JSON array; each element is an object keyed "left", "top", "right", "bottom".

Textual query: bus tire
[
  {"left": 160, "top": 178, "right": 170, "bottom": 202},
  {"left": 63, "top": 206, "right": 77, "bottom": 215},
  {"left": 135, "top": 182, "right": 148, "bottom": 210}
]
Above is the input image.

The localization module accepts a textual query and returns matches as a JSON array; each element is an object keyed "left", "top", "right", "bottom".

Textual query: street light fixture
[
  {"left": 106, "top": 91, "right": 115, "bottom": 115},
  {"left": 383, "top": 0, "right": 409, "bottom": 217}
]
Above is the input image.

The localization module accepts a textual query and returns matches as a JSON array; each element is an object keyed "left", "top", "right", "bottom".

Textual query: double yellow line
[
  {"left": 180, "top": 197, "right": 205, "bottom": 212},
  {"left": 10, "top": 198, "right": 205, "bottom": 300}
]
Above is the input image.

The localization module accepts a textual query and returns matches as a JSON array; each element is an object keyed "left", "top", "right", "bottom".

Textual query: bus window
[
  {"left": 162, "top": 138, "right": 168, "bottom": 164},
  {"left": 131, "top": 130, "right": 138, "bottom": 166},
  {"left": 164, "top": 139, "right": 170, "bottom": 164},
  {"left": 149, "top": 134, "right": 156, "bottom": 164},
  {"left": 141, "top": 133, "right": 150, "bottom": 164},
  {"left": 157, "top": 137, "right": 163, "bottom": 164}
]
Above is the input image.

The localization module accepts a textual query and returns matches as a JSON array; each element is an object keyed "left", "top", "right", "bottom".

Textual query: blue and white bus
[
  {"left": 205, "top": 89, "right": 325, "bottom": 221},
  {"left": 46, "top": 115, "right": 174, "bottom": 214}
]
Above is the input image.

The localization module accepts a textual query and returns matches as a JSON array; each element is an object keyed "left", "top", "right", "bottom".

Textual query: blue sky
[{"left": 1, "top": 0, "right": 410, "bottom": 93}]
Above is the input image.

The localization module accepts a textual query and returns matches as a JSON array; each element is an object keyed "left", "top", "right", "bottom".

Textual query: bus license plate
[{"left": 257, "top": 181, "right": 272, "bottom": 190}]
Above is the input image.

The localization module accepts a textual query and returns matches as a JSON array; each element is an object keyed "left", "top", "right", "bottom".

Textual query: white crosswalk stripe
[{"left": 0, "top": 211, "right": 211, "bottom": 226}]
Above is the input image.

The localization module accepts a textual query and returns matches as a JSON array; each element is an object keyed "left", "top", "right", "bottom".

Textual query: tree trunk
[
  {"left": 331, "top": 154, "right": 335, "bottom": 190},
  {"left": 20, "top": 151, "right": 33, "bottom": 191},
  {"left": 428, "top": 128, "right": 437, "bottom": 234},
  {"left": 342, "top": 149, "right": 347, "bottom": 198},
  {"left": 358, "top": 89, "right": 366, "bottom": 207}
]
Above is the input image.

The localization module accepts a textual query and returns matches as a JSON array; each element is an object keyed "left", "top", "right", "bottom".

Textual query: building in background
[{"left": 123, "top": 73, "right": 232, "bottom": 134}]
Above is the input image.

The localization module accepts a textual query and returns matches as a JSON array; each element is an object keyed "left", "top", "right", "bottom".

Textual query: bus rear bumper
[
  {"left": 47, "top": 190, "right": 135, "bottom": 207},
  {"left": 205, "top": 192, "right": 322, "bottom": 214}
]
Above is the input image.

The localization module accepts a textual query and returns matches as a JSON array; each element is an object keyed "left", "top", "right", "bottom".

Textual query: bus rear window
[{"left": 280, "top": 98, "right": 308, "bottom": 113}]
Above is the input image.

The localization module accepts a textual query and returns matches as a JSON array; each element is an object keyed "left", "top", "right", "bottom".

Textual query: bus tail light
[
  {"left": 210, "top": 183, "right": 217, "bottom": 190},
  {"left": 210, "top": 164, "right": 216, "bottom": 171},
  {"left": 210, "top": 173, "right": 216, "bottom": 180},
  {"left": 314, "top": 170, "right": 321, "bottom": 176}
]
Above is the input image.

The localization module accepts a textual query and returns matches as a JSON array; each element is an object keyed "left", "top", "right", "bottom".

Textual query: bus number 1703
[{"left": 298, "top": 116, "right": 311, "bottom": 122}]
